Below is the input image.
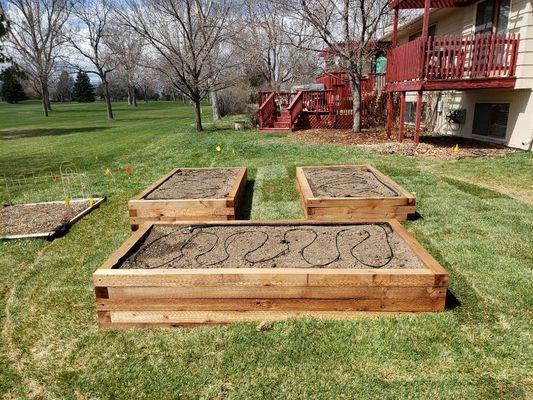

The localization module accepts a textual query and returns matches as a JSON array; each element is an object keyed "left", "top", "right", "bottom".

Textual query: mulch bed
[
  {"left": 303, "top": 166, "right": 399, "bottom": 198},
  {"left": 119, "top": 223, "right": 424, "bottom": 270},
  {"left": 144, "top": 168, "right": 240, "bottom": 200},
  {"left": 290, "top": 128, "right": 518, "bottom": 160}
]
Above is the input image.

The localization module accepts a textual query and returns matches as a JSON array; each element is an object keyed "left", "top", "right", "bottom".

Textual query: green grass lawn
[{"left": 1, "top": 100, "right": 532, "bottom": 399}]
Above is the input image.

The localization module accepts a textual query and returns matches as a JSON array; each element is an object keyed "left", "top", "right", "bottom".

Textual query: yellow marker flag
[
  {"left": 453, "top": 144, "right": 459, "bottom": 152},
  {"left": 89, "top": 198, "right": 94, "bottom": 207},
  {"left": 65, "top": 196, "right": 70, "bottom": 205},
  {"left": 216, "top": 145, "right": 222, "bottom": 152}
]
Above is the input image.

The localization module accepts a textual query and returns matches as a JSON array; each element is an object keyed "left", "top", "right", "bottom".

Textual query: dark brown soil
[
  {"left": 144, "top": 168, "right": 240, "bottom": 200},
  {"left": 303, "top": 167, "right": 399, "bottom": 198},
  {"left": 291, "top": 129, "right": 517, "bottom": 160},
  {"left": 119, "top": 223, "right": 424, "bottom": 270},
  {"left": 0, "top": 201, "right": 89, "bottom": 237}
]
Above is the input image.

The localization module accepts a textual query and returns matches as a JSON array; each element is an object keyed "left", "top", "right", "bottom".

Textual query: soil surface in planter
[
  {"left": 0, "top": 201, "right": 89, "bottom": 236},
  {"left": 119, "top": 223, "right": 424, "bottom": 270},
  {"left": 304, "top": 167, "right": 399, "bottom": 198},
  {"left": 144, "top": 168, "right": 240, "bottom": 200}
]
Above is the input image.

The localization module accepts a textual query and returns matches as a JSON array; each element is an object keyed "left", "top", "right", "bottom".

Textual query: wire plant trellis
[{"left": 1, "top": 163, "right": 97, "bottom": 205}]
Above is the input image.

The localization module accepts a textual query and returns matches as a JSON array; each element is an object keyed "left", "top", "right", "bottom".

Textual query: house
[{"left": 383, "top": 0, "right": 532, "bottom": 150}]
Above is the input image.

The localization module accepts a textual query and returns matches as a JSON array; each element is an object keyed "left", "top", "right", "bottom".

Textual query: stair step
[
  {"left": 273, "top": 122, "right": 291, "bottom": 128},
  {"left": 260, "top": 127, "right": 294, "bottom": 132},
  {"left": 274, "top": 117, "right": 291, "bottom": 123}
]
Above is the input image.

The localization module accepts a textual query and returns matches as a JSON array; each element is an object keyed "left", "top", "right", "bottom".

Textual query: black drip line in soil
[
  {"left": 309, "top": 169, "right": 399, "bottom": 198},
  {"left": 130, "top": 223, "right": 395, "bottom": 269}
]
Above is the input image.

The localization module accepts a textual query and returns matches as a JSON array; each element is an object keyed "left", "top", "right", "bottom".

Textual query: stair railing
[
  {"left": 257, "top": 92, "right": 276, "bottom": 128},
  {"left": 286, "top": 91, "right": 304, "bottom": 130}
]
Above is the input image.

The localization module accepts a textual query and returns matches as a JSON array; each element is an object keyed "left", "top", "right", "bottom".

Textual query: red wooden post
[
  {"left": 398, "top": 91, "right": 406, "bottom": 142},
  {"left": 414, "top": 90, "right": 423, "bottom": 144},
  {"left": 386, "top": 93, "right": 393, "bottom": 138},
  {"left": 422, "top": 0, "right": 431, "bottom": 40},
  {"left": 392, "top": 7, "right": 399, "bottom": 48}
]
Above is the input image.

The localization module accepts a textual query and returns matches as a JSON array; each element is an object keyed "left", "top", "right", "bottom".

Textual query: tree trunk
[
  {"left": 127, "top": 87, "right": 132, "bottom": 106},
  {"left": 350, "top": 77, "right": 362, "bottom": 133},
  {"left": 41, "top": 81, "right": 49, "bottom": 117},
  {"left": 132, "top": 88, "right": 137, "bottom": 107},
  {"left": 193, "top": 99, "right": 203, "bottom": 131},
  {"left": 103, "top": 78, "right": 114, "bottom": 120},
  {"left": 210, "top": 90, "right": 221, "bottom": 121},
  {"left": 45, "top": 89, "right": 52, "bottom": 111}
]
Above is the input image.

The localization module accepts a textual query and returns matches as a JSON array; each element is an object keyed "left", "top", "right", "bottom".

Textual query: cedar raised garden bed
[
  {"left": 128, "top": 167, "right": 247, "bottom": 231},
  {"left": 296, "top": 165, "right": 416, "bottom": 221},
  {"left": 0, "top": 198, "right": 105, "bottom": 240},
  {"left": 93, "top": 220, "right": 448, "bottom": 328}
]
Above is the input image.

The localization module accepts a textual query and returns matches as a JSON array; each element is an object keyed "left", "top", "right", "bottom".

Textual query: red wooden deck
[
  {"left": 257, "top": 73, "right": 386, "bottom": 131},
  {"left": 385, "top": 33, "right": 520, "bottom": 92}
]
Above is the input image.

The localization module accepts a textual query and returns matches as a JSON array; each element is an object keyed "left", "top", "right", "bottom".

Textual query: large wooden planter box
[
  {"left": 94, "top": 220, "right": 448, "bottom": 328},
  {"left": 128, "top": 167, "right": 247, "bottom": 230},
  {"left": 296, "top": 165, "right": 416, "bottom": 221}
]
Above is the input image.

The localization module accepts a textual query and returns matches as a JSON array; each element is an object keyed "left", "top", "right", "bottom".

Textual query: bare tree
[
  {"left": 118, "top": 0, "right": 236, "bottom": 131},
  {"left": 281, "top": 0, "right": 391, "bottom": 132},
  {"left": 105, "top": 24, "right": 145, "bottom": 107},
  {"left": 68, "top": 0, "right": 116, "bottom": 119},
  {"left": 0, "top": 3, "right": 9, "bottom": 62},
  {"left": 3, "top": 0, "right": 71, "bottom": 116},
  {"left": 236, "top": 0, "right": 318, "bottom": 92}
]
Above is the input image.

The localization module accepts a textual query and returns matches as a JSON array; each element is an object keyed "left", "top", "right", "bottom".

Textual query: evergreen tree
[
  {"left": 72, "top": 71, "right": 95, "bottom": 102},
  {"left": 0, "top": 67, "right": 27, "bottom": 103}
]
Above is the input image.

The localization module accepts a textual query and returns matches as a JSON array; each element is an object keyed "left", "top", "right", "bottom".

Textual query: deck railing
[{"left": 386, "top": 33, "right": 520, "bottom": 84}]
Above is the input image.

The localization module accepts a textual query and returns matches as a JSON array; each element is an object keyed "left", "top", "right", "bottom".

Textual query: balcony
[{"left": 385, "top": 33, "right": 520, "bottom": 92}]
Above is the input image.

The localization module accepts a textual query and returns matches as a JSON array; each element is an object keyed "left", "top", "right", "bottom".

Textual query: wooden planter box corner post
[
  {"left": 296, "top": 165, "right": 416, "bottom": 221},
  {"left": 93, "top": 220, "right": 448, "bottom": 328},
  {"left": 128, "top": 167, "right": 247, "bottom": 231}
]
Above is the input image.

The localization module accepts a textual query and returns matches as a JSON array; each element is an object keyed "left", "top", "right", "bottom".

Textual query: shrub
[
  {"left": 218, "top": 88, "right": 248, "bottom": 117},
  {"left": 245, "top": 104, "right": 259, "bottom": 128}
]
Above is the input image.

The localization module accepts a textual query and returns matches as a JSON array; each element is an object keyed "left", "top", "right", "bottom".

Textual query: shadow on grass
[
  {"left": 408, "top": 211, "right": 423, "bottom": 221},
  {"left": 0, "top": 126, "right": 109, "bottom": 140},
  {"left": 237, "top": 180, "right": 255, "bottom": 220},
  {"left": 445, "top": 290, "right": 461, "bottom": 311}
]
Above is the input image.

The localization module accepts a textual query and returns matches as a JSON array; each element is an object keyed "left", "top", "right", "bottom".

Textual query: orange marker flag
[{"left": 125, "top": 166, "right": 132, "bottom": 175}]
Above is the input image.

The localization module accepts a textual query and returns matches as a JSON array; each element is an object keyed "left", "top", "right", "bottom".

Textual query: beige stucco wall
[{"left": 405, "top": 88, "right": 533, "bottom": 149}]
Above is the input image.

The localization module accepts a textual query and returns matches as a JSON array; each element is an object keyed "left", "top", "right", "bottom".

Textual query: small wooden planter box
[
  {"left": 296, "top": 165, "right": 416, "bottom": 221},
  {"left": 93, "top": 220, "right": 448, "bottom": 328},
  {"left": 1, "top": 197, "right": 106, "bottom": 240},
  {"left": 128, "top": 167, "right": 247, "bottom": 231}
]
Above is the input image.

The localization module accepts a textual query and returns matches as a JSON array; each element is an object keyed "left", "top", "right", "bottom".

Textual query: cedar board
[
  {"left": 93, "top": 220, "right": 448, "bottom": 328},
  {"left": 296, "top": 165, "right": 416, "bottom": 221},
  {"left": 128, "top": 167, "right": 247, "bottom": 231}
]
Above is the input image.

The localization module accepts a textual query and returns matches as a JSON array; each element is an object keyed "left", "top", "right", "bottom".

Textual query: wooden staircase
[{"left": 260, "top": 108, "right": 294, "bottom": 131}]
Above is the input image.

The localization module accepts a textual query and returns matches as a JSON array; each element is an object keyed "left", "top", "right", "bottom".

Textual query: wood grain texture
[
  {"left": 296, "top": 165, "right": 416, "bottom": 221},
  {"left": 93, "top": 220, "right": 449, "bottom": 327},
  {"left": 127, "top": 167, "right": 247, "bottom": 230}
]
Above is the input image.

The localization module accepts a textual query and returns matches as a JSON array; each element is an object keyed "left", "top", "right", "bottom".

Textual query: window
[
  {"left": 475, "top": 0, "right": 510, "bottom": 34},
  {"left": 408, "top": 25, "right": 436, "bottom": 42},
  {"left": 475, "top": 0, "right": 493, "bottom": 34},
  {"left": 405, "top": 102, "right": 427, "bottom": 124},
  {"left": 472, "top": 103, "right": 509, "bottom": 139},
  {"left": 497, "top": 0, "right": 510, "bottom": 32}
]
